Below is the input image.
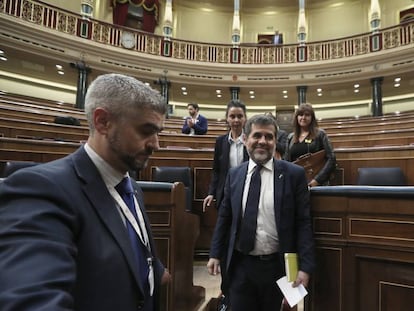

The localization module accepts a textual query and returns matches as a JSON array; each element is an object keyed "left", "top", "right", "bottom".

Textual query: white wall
[{"left": 173, "top": 7, "right": 232, "bottom": 44}]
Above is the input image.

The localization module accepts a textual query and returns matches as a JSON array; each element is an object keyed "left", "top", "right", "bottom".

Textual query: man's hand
[
  {"left": 202, "top": 195, "right": 214, "bottom": 212},
  {"left": 293, "top": 270, "right": 310, "bottom": 288},
  {"left": 308, "top": 179, "right": 319, "bottom": 188},
  {"left": 206, "top": 258, "right": 220, "bottom": 276},
  {"left": 161, "top": 268, "right": 172, "bottom": 285},
  {"left": 187, "top": 118, "right": 195, "bottom": 128}
]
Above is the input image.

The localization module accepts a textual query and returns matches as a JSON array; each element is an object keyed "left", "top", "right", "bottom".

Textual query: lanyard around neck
[
  {"left": 109, "top": 187, "right": 150, "bottom": 250},
  {"left": 109, "top": 186, "right": 154, "bottom": 295}
]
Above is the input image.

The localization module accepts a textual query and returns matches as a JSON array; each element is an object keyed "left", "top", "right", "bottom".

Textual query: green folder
[{"left": 284, "top": 253, "right": 298, "bottom": 282}]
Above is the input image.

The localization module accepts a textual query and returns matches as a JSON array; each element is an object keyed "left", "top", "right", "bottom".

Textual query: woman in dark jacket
[
  {"left": 203, "top": 99, "right": 248, "bottom": 311},
  {"left": 203, "top": 100, "right": 249, "bottom": 211},
  {"left": 285, "top": 103, "right": 336, "bottom": 187}
]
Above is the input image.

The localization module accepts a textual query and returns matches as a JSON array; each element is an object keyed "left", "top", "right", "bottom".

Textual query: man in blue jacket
[
  {"left": 182, "top": 102, "right": 208, "bottom": 135},
  {"left": 0, "top": 74, "right": 171, "bottom": 311}
]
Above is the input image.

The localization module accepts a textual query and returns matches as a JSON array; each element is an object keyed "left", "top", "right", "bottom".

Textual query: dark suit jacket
[
  {"left": 210, "top": 159, "right": 315, "bottom": 275},
  {"left": 276, "top": 129, "right": 288, "bottom": 158},
  {"left": 208, "top": 134, "right": 249, "bottom": 208},
  {"left": 181, "top": 114, "right": 208, "bottom": 135},
  {"left": 0, "top": 147, "right": 164, "bottom": 311}
]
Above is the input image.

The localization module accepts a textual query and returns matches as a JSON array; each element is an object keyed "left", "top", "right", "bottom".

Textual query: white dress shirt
[{"left": 242, "top": 158, "right": 279, "bottom": 255}]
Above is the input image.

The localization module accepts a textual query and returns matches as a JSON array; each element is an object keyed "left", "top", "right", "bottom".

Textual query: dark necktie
[
  {"left": 115, "top": 177, "right": 150, "bottom": 289},
  {"left": 239, "top": 164, "right": 262, "bottom": 254}
]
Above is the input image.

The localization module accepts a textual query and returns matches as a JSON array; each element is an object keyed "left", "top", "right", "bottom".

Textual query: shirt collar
[
  {"left": 84, "top": 143, "right": 127, "bottom": 188},
  {"left": 247, "top": 158, "right": 273, "bottom": 174},
  {"left": 228, "top": 132, "right": 244, "bottom": 144}
]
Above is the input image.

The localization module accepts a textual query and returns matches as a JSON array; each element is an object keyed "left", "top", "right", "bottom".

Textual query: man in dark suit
[
  {"left": 181, "top": 102, "right": 208, "bottom": 135},
  {"left": 207, "top": 114, "right": 315, "bottom": 311},
  {"left": 0, "top": 74, "right": 171, "bottom": 311}
]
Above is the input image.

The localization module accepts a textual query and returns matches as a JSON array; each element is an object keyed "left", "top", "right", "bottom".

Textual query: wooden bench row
[
  {"left": 2, "top": 136, "right": 414, "bottom": 251},
  {"left": 318, "top": 110, "right": 414, "bottom": 126},
  {"left": 6, "top": 89, "right": 413, "bottom": 129},
  {"left": 0, "top": 93, "right": 78, "bottom": 111},
  {"left": 322, "top": 119, "right": 414, "bottom": 134},
  {"left": 0, "top": 96, "right": 229, "bottom": 131},
  {"left": 0, "top": 92, "right": 228, "bottom": 127},
  {"left": 4, "top": 113, "right": 414, "bottom": 151},
  {"left": 5, "top": 96, "right": 414, "bottom": 138},
  {"left": 2, "top": 136, "right": 414, "bottom": 188}
]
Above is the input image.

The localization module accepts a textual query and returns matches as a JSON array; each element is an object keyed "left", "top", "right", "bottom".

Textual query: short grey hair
[
  {"left": 84, "top": 73, "right": 166, "bottom": 132},
  {"left": 244, "top": 114, "right": 278, "bottom": 137}
]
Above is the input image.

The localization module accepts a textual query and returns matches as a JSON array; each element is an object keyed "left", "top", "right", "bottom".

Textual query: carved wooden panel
[{"left": 311, "top": 247, "right": 342, "bottom": 311}]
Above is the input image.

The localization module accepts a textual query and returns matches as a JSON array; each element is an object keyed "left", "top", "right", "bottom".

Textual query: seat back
[
  {"left": 357, "top": 167, "right": 406, "bottom": 186},
  {"left": 152, "top": 166, "right": 193, "bottom": 212},
  {"left": 1, "top": 161, "right": 39, "bottom": 178}
]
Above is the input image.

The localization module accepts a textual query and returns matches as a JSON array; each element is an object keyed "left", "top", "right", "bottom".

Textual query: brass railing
[{"left": 1, "top": 0, "right": 413, "bottom": 64}]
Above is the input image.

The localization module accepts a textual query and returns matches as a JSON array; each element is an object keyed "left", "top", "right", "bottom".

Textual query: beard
[
  {"left": 249, "top": 149, "right": 272, "bottom": 165},
  {"left": 108, "top": 129, "right": 153, "bottom": 172}
]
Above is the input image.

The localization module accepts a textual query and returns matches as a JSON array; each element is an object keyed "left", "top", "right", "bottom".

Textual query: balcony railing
[{"left": 1, "top": 0, "right": 413, "bottom": 65}]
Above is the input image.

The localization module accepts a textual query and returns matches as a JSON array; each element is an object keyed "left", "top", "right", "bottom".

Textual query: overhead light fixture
[
  {"left": 217, "top": 94, "right": 222, "bottom": 98},
  {"left": 181, "top": 86, "right": 187, "bottom": 91},
  {"left": 216, "top": 89, "right": 221, "bottom": 94},
  {"left": 283, "top": 95, "right": 288, "bottom": 99},
  {"left": 394, "top": 83, "right": 400, "bottom": 88},
  {"left": 317, "top": 88, "right": 322, "bottom": 92},
  {"left": 182, "top": 91, "right": 188, "bottom": 95},
  {"left": 57, "top": 70, "right": 64, "bottom": 75},
  {"left": 394, "top": 77, "right": 401, "bottom": 82},
  {"left": 249, "top": 90, "right": 255, "bottom": 94},
  {"left": 0, "top": 56, "right": 7, "bottom": 61},
  {"left": 354, "top": 89, "right": 359, "bottom": 93},
  {"left": 282, "top": 90, "right": 287, "bottom": 94},
  {"left": 354, "top": 83, "right": 360, "bottom": 88}
]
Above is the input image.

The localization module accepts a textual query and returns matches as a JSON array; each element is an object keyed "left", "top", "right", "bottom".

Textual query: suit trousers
[{"left": 229, "top": 251, "right": 284, "bottom": 311}]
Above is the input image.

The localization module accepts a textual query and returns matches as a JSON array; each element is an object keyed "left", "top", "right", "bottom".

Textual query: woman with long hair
[{"left": 285, "top": 103, "right": 336, "bottom": 187}]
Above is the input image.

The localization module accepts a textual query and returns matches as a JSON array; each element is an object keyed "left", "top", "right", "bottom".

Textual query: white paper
[{"left": 276, "top": 276, "right": 308, "bottom": 308}]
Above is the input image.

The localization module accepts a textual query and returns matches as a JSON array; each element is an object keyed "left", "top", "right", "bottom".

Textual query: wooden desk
[{"left": 309, "top": 186, "right": 414, "bottom": 311}]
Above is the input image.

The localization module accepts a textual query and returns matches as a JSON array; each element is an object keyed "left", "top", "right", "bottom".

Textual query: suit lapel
[
  {"left": 222, "top": 136, "right": 230, "bottom": 171},
  {"left": 242, "top": 146, "right": 249, "bottom": 162},
  {"left": 273, "top": 159, "right": 286, "bottom": 231},
  {"left": 72, "top": 148, "right": 145, "bottom": 293},
  {"left": 233, "top": 163, "right": 248, "bottom": 227}
]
